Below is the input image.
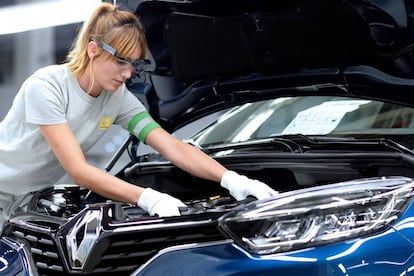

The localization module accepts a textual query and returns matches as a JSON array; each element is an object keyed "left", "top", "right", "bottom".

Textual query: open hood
[{"left": 119, "top": 0, "right": 414, "bottom": 131}]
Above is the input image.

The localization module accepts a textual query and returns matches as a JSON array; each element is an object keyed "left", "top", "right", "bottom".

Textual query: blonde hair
[{"left": 66, "top": 3, "right": 148, "bottom": 78}]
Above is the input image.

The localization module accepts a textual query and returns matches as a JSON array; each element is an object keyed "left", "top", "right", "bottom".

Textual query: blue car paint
[
  {"left": 392, "top": 200, "right": 414, "bottom": 246},
  {"left": 0, "top": 238, "right": 28, "bottom": 276},
  {"left": 135, "top": 201, "right": 414, "bottom": 276},
  {"left": 135, "top": 231, "right": 414, "bottom": 276}
]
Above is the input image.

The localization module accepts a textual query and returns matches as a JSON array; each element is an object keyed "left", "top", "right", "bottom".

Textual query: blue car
[{"left": 3, "top": 0, "right": 414, "bottom": 275}]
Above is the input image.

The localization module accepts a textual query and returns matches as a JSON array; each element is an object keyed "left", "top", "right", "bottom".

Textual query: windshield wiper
[
  {"left": 200, "top": 134, "right": 414, "bottom": 156},
  {"left": 299, "top": 135, "right": 414, "bottom": 155},
  {"left": 372, "top": 138, "right": 414, "bottom": 155},
  {"left": 201, "top": 137, "right": 305, "bottom": 154}
]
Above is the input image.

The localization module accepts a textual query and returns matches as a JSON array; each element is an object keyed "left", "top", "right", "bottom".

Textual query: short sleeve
[
  {"left": 24, "top": 77, "right": 67, "bottom": 125},
  {"left": 127, "top": 111, "right": 160, "bottom": 143},
  {"left": 114, "top": 89, "right": 144, "bottom": 124}
]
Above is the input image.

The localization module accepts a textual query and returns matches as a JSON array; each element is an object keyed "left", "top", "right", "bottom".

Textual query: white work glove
[
  {"left": 220, "top": 171, "right": 279, "bottom": 201},
  {"left": 137, "top": 188, "right": 187, "bottom": 217}
]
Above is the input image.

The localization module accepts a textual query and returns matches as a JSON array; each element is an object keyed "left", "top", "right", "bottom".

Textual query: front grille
[
  {"left": 5, "top": 216, "right": 225, "bottom": 275},
  {"left": 90, "top": 221, "right": 223, "bottom": 274},
  {"left": 8, "top": 224, "right": 65, "bottom": 275}
]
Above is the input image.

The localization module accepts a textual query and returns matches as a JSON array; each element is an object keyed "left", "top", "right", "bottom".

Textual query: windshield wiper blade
[
  {"left": 283, "top": 134, "right": 414, "bottom": 155},
  {"left": 201, "top": 134, "right": 414, "bottom": 156},
  {"left": 203, "top": 137, "right": 305, "bottom": 154},
  {"left": 376, "top": 138, "right": 414, "bottom": 155}
]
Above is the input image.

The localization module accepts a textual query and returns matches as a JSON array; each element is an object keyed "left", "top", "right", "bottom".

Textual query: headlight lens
[{"left": 218, "top": 176, "right": 414, "bottom": 255}]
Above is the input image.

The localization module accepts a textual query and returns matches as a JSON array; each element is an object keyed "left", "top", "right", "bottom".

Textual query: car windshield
[{"left": 190, "top": 96, "right": 414, "bottom": 147}]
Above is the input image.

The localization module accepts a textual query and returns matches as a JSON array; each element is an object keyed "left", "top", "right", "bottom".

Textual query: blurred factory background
[
  {"left": 0, "top": 0, "right": 133, "bottom": 181},
  {"left": 0, "top": 0, "right": 213, "bottom": 183}
]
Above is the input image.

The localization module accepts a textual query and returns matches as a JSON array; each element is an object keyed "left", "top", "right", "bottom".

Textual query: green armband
[{"left": 128, "top": 112, "right": 160, "bottom": 143}]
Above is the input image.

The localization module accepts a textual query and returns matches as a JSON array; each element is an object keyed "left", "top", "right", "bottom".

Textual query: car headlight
[{"left": 218, "top": 176, "right": 414, "bottom": 255}]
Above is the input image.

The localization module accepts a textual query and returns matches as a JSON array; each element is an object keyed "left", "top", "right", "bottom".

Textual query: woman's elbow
[{"left": 65, "top": 162, "right": 93, "bottom": 186}]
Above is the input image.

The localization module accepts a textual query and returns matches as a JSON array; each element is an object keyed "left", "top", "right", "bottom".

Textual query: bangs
[{"left": 108, "top": 25, "right": 147, "bottom": 59}]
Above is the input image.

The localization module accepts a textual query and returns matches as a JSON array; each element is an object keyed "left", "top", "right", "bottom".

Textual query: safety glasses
[{"left": 101, "top": 42, "right": 150, "bottom": 74}]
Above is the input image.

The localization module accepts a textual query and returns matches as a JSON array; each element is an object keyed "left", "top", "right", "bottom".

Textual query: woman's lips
[{"left": 114, "top": 79, "right": 124, "bottom": 85}]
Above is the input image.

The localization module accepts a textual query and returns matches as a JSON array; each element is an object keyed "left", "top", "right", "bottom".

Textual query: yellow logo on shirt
[{"left": 99, "top": 117, "right": 112, "bottom": 129}]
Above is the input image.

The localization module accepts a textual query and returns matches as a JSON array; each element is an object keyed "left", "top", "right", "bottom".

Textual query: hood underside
[
  {"left": 118, "top": 0, "right": 414, "bottom": 130},
  {"left": 126, "top": 0, "right": 414, "bottom": 81}
]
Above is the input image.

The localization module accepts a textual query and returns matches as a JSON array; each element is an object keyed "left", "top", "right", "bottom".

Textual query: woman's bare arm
[
  {"left": 145, "top": 128, "right": 228, "bottom": 182},
  {"left": 39, "top": 123, "right": 144, "bottom": 204}
]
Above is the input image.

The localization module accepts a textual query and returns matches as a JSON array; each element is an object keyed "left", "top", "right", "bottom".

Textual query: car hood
[{"left": 120, "top": 0, "right": 414, "bottom": 131}]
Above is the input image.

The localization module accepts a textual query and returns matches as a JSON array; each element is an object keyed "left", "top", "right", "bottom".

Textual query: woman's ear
[{"left": 87, "top": 41, "right": 99, "bottom": 59}]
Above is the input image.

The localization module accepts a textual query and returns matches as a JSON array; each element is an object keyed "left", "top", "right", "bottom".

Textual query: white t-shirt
[{"left": 0, "top": 64, "right": 154, "bottom": 196}]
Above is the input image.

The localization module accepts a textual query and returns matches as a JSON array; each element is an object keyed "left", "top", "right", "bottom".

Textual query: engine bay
[
  {"left": 35, "top": 184, "right": 254, "bottom": 219},
  {"left": 34, "top": 148, "right": 414, "bottom": 220}
]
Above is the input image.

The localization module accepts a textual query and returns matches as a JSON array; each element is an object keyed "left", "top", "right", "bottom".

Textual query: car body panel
[
  {"left": 134, "top": 209, "right": 414, "bottom": 276},
  {"left": 0, "top": 238, "right": 31, "bottom": 276}
]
